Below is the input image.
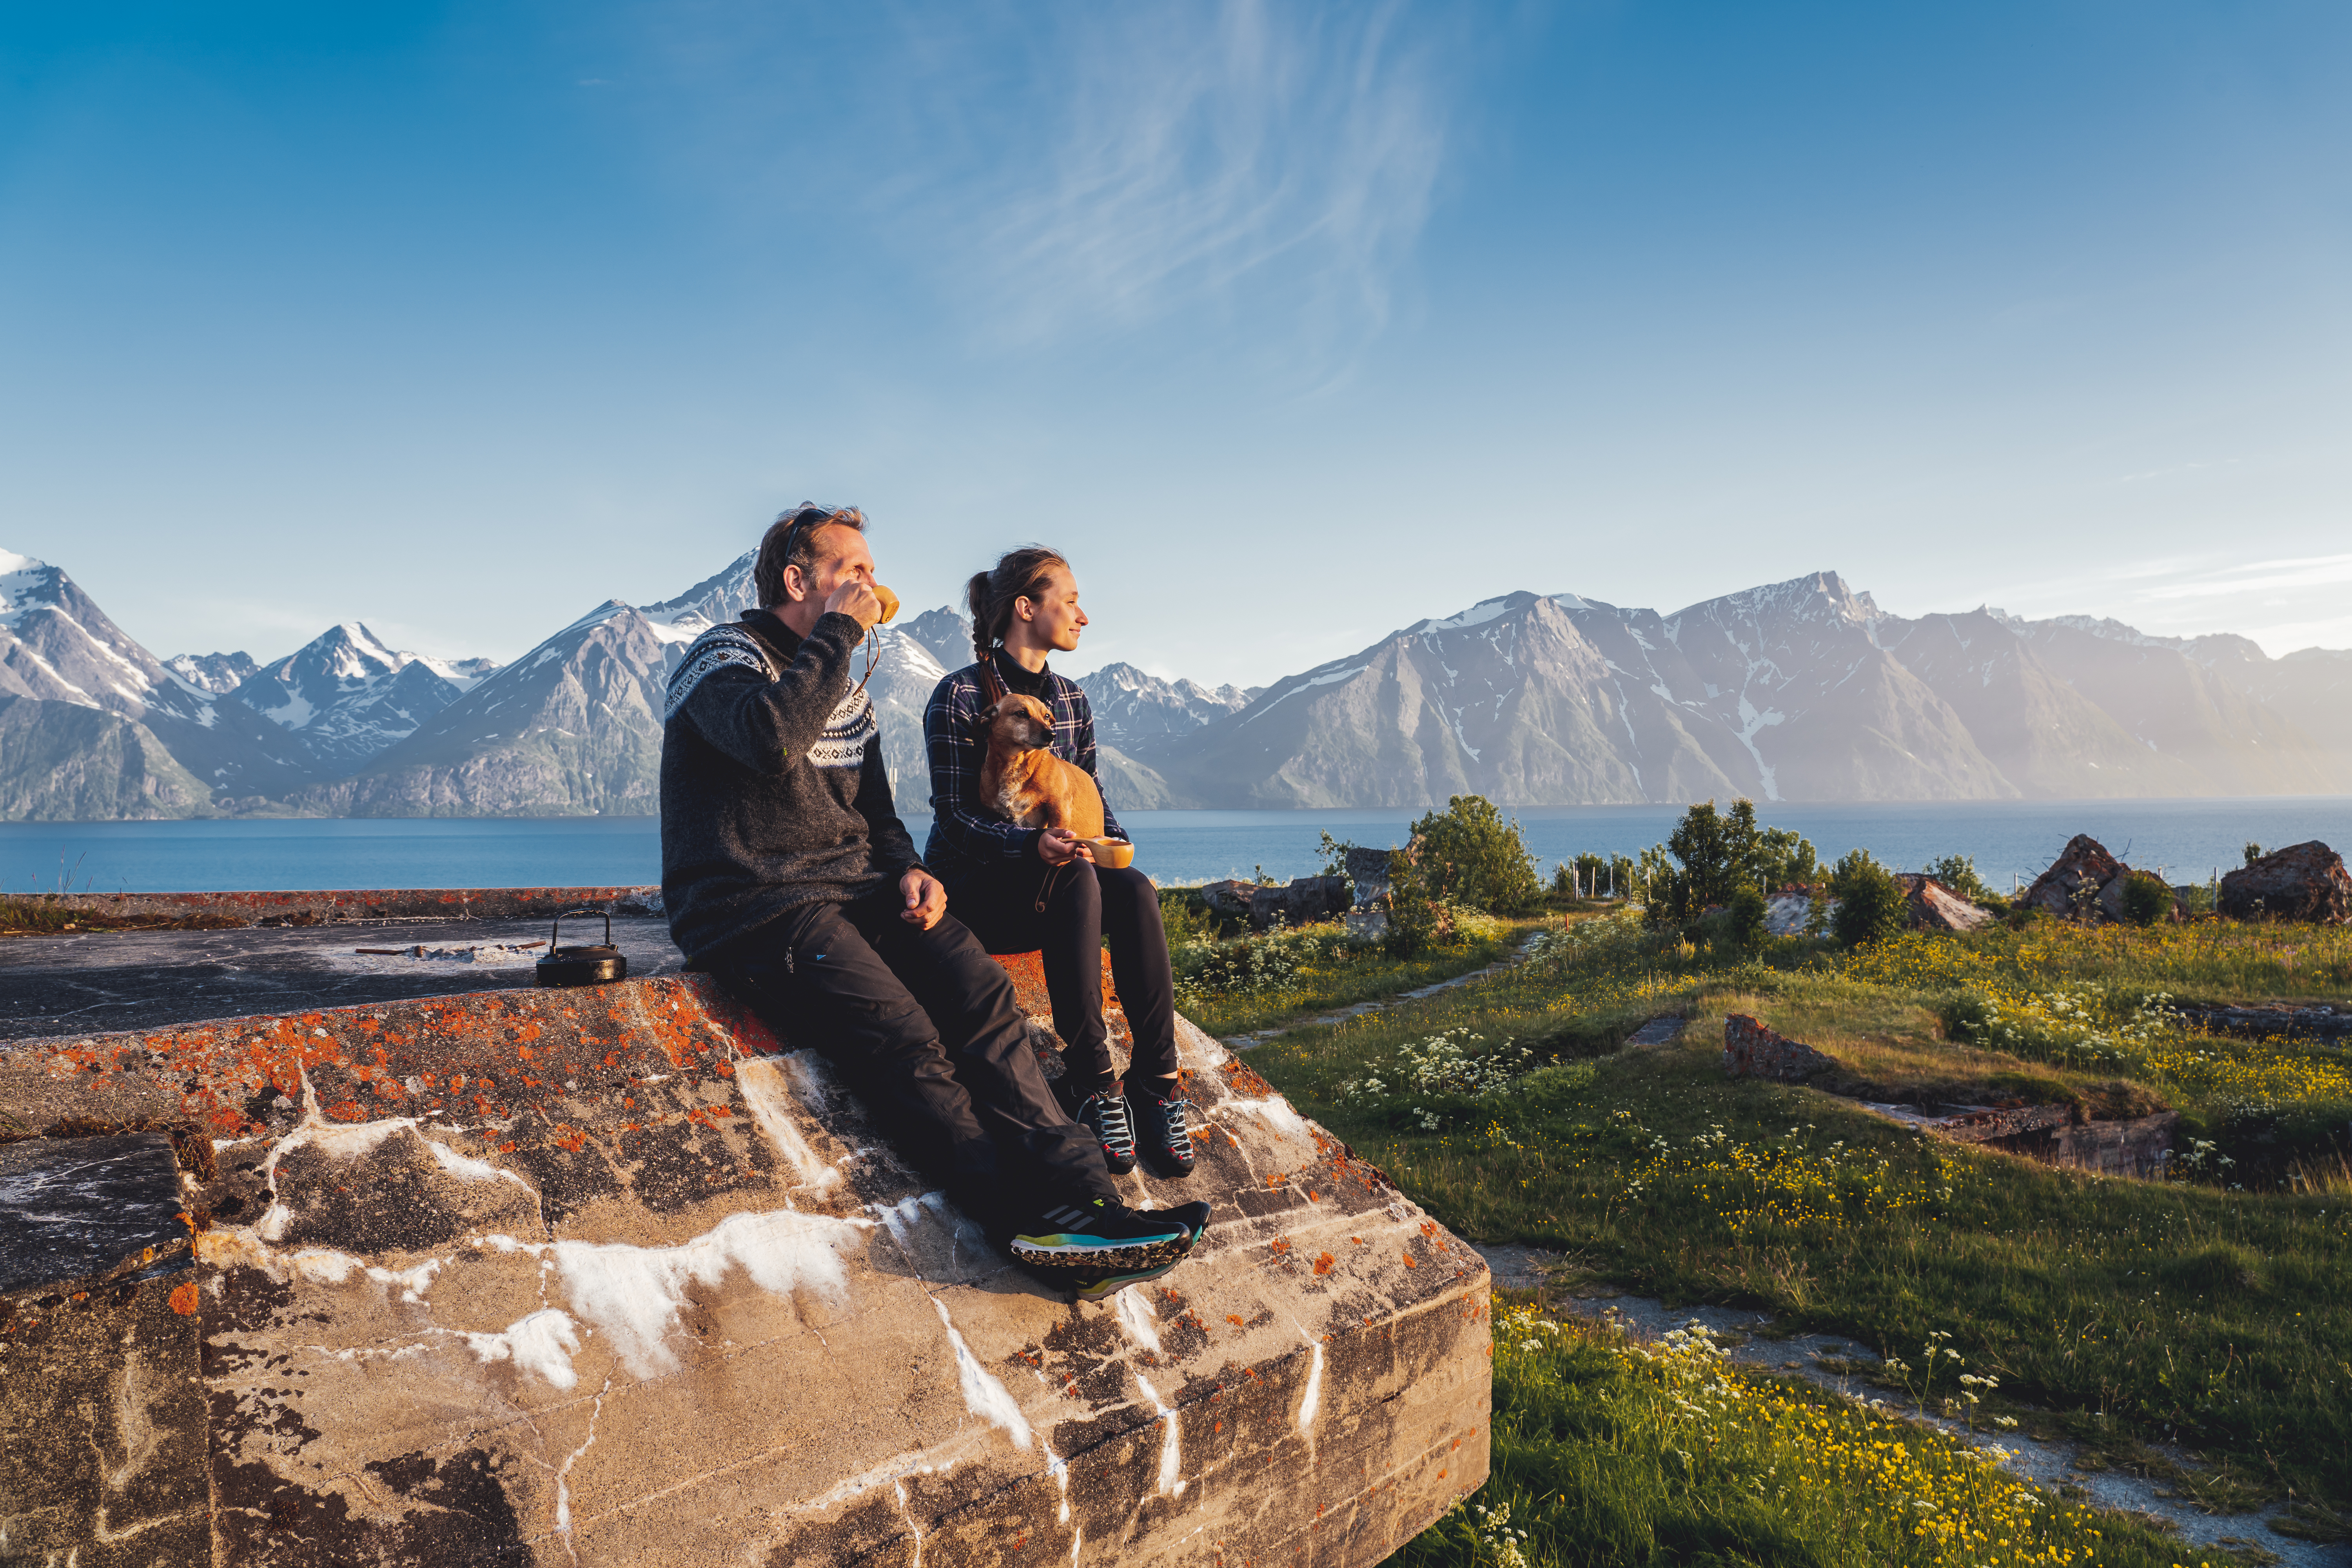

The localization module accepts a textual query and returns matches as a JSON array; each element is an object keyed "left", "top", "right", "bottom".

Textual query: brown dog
[{"left": 977, "top": 694, "right": 1105, "bottom": 840}]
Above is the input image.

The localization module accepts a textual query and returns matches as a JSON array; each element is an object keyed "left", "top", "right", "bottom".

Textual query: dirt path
[
  {"left": 1472, "top": 1245, "right": 2344, "bottom": 1567},
  {"left": 1220, "top": 933, "right": 1541, "bottom": 1053}
]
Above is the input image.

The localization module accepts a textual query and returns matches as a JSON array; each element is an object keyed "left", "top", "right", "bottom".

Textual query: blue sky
[{"left": 4, "top": 2, "right": 2348, "bottom": 688}]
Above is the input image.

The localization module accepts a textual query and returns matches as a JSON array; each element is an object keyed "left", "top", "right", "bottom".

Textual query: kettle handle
[{"left": 550, "top": 908, "right": 613, "bottom": 949}]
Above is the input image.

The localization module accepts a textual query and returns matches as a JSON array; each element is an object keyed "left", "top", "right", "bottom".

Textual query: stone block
[
  {"left": 2218, "top": 840, "right": 2352, "bottom": 924},
  {"left": 0, "top": 973, "right": 1489, "bottom": 1565},
  {"left": 1199, "top": 878, "right": 1356, "bottom": 933},
  {"left": 1721, "top": 1014, "right": 1837, "bottom": 1082}
]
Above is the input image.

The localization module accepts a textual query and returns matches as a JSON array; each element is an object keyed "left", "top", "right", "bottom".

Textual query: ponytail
[{"left": 965, "top": 546, "right": 1070, "bottom": 663}]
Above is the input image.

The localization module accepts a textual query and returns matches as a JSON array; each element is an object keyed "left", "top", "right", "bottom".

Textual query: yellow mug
[
  {"left": 1085, "top": 837, "right": 1136, "bottom": 869},
  {"left": 872, "top": 583, "right": 901, "bottom": 624}
]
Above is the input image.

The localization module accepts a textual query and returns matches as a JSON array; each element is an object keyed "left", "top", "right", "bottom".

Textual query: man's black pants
[
  {"left": 943, "top": 860, "right": 1180, "bottom": 1100},
  {"left": 710, "top": 887, "right": 1116, "bottom": 1222}
]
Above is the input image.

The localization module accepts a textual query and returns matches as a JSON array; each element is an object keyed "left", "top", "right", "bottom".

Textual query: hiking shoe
[
  {"left": 1062, "top": 1082, "right": 1139, "bottom": 1176},
  {"left": 1132, "top": 1093, "right": 1198, "bottom": 1178},
  {"left": 1011, "top": 1197, "right": 1195, "bottom": 1273},
  {"left": 1071, "top": 1255, "right": 1186, "bottom": 1302},
  {"left": 1069, "top": 1201, "right": 1212, "bottom": 1300}
]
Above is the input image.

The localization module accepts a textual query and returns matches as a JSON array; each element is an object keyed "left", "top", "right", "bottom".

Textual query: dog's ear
[{"left": 977, "top": 699, "right": 1001, "bottom": 723}]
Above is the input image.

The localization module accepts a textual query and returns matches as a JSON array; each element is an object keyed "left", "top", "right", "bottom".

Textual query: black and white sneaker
[
  {"left": 1132, "top": 1093, "right": 1198, "bottom": 1178},
  {"left": 1062, "top": 1083, "right": 1139, "bottom": 1176},
  {"left": 1012, "top": 1197, "right": 1199, "bottom": 1274}
]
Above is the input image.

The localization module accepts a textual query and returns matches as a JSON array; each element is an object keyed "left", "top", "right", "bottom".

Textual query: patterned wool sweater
[{"left": 659, "top": 607, "right": 921, "bottom": 964}]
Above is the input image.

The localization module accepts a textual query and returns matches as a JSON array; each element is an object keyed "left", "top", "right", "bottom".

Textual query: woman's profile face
[{"left": 1018, "top": 566, "right": 1088, "bottom": 653}]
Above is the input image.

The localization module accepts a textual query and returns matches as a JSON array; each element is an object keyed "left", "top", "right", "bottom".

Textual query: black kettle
[{"left": 535, "top": 910, "right": 628, "bottom": 987}]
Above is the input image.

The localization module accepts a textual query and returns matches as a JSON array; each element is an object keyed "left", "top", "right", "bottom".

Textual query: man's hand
[
  {"left": 1038, "top": 828, "right": 1096, "bottom": 867},
  {"left": 826, "top": 577, "right": 884, "bottom": 631},
  {"left": 899, "top": 868, "right": 946, "bottom": 930}
]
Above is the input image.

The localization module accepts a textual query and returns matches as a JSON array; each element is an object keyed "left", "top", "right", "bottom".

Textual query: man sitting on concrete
[{"left": 660, "top": 503, "right": 1207, "bottom": 1299}]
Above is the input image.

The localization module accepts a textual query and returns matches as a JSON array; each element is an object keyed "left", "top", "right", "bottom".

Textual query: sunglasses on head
[{"left": 773, "top": 503, "right": 853, "bottom": 595}]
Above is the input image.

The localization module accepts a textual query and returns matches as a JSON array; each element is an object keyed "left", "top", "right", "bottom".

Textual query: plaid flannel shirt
[{"left": 922, "top": 658, "right": 1125, "bottom": 882}]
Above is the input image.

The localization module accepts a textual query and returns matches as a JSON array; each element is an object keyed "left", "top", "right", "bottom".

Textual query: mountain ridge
[{"left": 1, "top": 547, "right": 2342, "bottom": 819}]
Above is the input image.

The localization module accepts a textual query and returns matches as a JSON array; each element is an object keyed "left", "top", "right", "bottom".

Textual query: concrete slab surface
[
  {"left": 1, "top": 958, "right": 1490, "bottom": 1564},
  {"left": 0, "top": 916, "right": 686, "bottom": 1041}
]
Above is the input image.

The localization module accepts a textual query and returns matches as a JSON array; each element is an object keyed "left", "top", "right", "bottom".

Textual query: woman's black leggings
[{"left": 943, "top": 858, "right": 1180, "bottom": 1098}]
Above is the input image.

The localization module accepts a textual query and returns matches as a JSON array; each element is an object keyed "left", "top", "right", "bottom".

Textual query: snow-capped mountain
[
  {"left": 291, "top": 601, "right": 675, "bottom": 817},
  {"left": 229, "top": 622, "right": 497, "bottom": 774},
  {"left": 640, "top": 551, "right": 758, "bottom": 644},
  {"left": 896, "top": 606, "right": 975, "bottom": 673},
  {"left": 296, "top": 564, "right": 965, "bottom": 817},
  {"left": 0, "top": 548, "right": 316, "bottom": 808},
  {"left": 7, "top": 542, "right": 2346, "bottom": 820},
  {"left": 163, "top": 650, "right": 260, "bottom": 695},
  {"left": 1127, "top": 572, "right": 2346, "bottom": 808},
  {"left": 1077, "top": 662, "right": 1257, "bottom": 748}
]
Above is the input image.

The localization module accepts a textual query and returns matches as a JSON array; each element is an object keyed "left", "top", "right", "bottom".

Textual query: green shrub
[
  {"left": 2120, "top": 873, "right": 2171, "bottom": 927},
  {"left": 1157, "top": 887, "right": 1221, "bottom": 945},
  {"left": 1828, "top": 848, "right": 1906, "bottom": 947},
  {"left": 1412, "top": 795, "right": 1544, "bottom": 916},
  {"left": 1386, "top": 843, "right": 1443, "bottom": 957}
]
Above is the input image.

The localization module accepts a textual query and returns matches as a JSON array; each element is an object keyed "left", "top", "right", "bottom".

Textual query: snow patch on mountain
[
  {"left": 1078, "top": 661, "right": 1255, "bottom": 748},
  {"left": 229, "top": 622, "right": 500, "bottom": 774},
  {"left": 165, "top": 650, "right": 261, "bottom": 696}
]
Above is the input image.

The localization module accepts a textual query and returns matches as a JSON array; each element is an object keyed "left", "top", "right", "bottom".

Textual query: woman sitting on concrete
[{"left": 922, "top": 546, "right": 1194, "bottom": 1181}]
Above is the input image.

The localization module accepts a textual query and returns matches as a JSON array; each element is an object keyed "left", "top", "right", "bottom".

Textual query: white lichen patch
[
  {"left": 932, "top": 1295, "right": 1031, "bottom": 1450},
  {"left": 733, "top": 1054, "right": 842, "bottom": 1191}
]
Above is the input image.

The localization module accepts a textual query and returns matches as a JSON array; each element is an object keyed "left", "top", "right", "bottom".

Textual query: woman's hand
[{"left": 1038, "top": 828, "right": 1096, "bottom": 866}]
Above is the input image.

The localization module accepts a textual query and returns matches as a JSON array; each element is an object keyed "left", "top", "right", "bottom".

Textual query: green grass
[
  {"left": 1166, "top": 913, "right": 1539, "bottom": 1038},
  {"left": 1397, "top": 1305, "right": 2266, "bottom": 1568},
  {"left": 1964, "top": 915, "right": 2352, "bottom": 1005},
  {"left": 1244, "top": 912, "right": 2352, "bottom": 1530}
]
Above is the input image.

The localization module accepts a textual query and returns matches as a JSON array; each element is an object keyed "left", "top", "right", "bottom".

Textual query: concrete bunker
[{"left": 0, "top": 892, "right": 1489, "bottom": 1566}]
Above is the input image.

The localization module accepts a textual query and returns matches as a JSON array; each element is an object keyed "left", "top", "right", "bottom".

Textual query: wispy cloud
[
  {"left": 625, "top": 1, "right": 1470, "bottom": 374},
  {"left": 2132, "top": 551, "right": 2352, "bottom": 601},
  {"left": 955, "top": 2, "right": 1459, "bottom": 356}
]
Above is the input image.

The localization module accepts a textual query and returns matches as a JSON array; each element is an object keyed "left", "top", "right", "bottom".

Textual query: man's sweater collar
[{"left": 739, "top": 607, "right": 801, "bottom": 660}]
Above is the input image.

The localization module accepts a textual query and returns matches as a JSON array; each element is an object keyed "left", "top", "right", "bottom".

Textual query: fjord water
[{"left": 5, "top": 798, "right": 2351, "bottom": 895}]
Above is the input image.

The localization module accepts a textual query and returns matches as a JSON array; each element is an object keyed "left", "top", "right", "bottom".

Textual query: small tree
[
  {"left": 1411, "top": 795, "right": 1543, "bottom": 916},
  {"left": 1316, "top": 831, "right": 1354, "bottom": 879},
  {"left": 1727, "top": 884, "right": 1769, "bottom": 947},
  {"left": 1926, "top": 853, "right": 1993, "bottom": 905},
  {"left": 1665, "top": 799, "right": 1761, "bottom": 915},
  {"left": 1550, "top": 862, "right": 1575, "bottom": 898},
  {"left": 1753, "top": 826, "right": 1820, "bottom": 893},
  {"left": 1645, "top": 799, "right": 1818, "bottom": 924},
  {"left": 1828, "top": 849, "right": 1907, "bottom": 948},
  {"left": 2244, "top": 842, "right": 2265, "bottom": 868}
]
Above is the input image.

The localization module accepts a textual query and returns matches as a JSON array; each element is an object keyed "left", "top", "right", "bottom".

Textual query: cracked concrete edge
[{"left": 2, "top": 978, "right": 1492, "bottom": 1566}]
